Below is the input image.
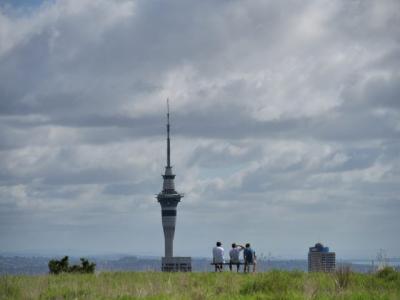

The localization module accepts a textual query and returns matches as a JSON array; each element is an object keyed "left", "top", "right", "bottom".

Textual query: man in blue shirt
[{"left": 243, "top": 243, "right": 256, "bottom": 273}]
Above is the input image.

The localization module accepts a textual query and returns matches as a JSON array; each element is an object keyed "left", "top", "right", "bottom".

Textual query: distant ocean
[{"left": 348, "top": 260, "right": 400, "bottom": 267}]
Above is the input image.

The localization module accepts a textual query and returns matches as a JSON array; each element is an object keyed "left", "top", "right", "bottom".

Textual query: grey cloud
[
  {"left": 103, "top": 181, "right": 156, "bottom": 196},
  {"left": 363, "top": 76, "right": 400, "bottom": 109}
]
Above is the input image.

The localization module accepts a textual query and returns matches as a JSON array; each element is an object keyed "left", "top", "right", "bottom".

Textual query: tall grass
[
  {"left": 1, "top": 270, "right": 399, "bottom": 299},
  {"left": 333, "top": 265, "right": 352, "bottom": 290}
]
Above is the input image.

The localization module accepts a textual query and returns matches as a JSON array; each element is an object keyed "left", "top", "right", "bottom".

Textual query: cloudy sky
[{"left": 0, "top": 0, "right": 399, "bottom": 259}]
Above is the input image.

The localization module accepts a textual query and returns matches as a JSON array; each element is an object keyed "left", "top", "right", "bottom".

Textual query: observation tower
[{"left": 157, "top": 100, "right": 191, "bottom": 272}]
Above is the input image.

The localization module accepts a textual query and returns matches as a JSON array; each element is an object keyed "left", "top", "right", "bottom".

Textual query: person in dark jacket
[{"left": 243, "top": 243, "right": 256, "bottom": 273}]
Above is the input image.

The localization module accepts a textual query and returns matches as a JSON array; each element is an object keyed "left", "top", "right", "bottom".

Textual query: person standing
[
  {"left": 212, "top": 241, "right": 224, "bottom": 272},
  {"left": 229, "top": 243, "right": 244, "bottom": 272},
  {"left": 243, "top": 243, "right": 256, "bottom": 273}
]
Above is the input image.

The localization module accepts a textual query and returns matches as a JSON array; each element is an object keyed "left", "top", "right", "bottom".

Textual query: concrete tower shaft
[
  {"left": 159, "top": 196, "right": 180, "bottom": 257},
  {"left": 161, "top": 204, "right": 177, "bottom": 257}
]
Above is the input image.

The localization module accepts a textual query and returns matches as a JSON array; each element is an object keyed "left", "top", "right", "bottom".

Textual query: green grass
[{"left": 0, "top": 270, "right": 399, "bottom": 300}]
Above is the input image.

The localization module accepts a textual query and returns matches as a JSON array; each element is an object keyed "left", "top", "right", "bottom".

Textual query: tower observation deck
[{"left": 157, "top": 100, "right": 191, "bottom": 272}]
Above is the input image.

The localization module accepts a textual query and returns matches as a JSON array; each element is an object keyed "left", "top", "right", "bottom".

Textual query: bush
[
  {"left": 48, "top": 256, "right": 96, "bottom": 274},
  {"left": 48, "top": 256, "right": 70, "bottom": 274},
  {"left": 376, "top": 267, "right": 398, "bottom": 281}
]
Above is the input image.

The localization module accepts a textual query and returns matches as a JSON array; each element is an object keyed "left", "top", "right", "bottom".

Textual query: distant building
[
  {"left": 308, "top": 243, "right": 336, "bottom": 272},
  {"left": 161, "top": 257, "right": 192, "bottom": 272},
  {"left": 157, "top": 100, "right": 191, "bottom": 272}
]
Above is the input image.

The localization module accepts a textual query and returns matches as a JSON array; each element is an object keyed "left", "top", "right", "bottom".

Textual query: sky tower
[{"left": 157, "top": 100, "right": 191, "bottom": 272}]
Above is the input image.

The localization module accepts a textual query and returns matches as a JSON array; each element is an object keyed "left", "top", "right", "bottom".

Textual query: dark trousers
[
  {"left": 229, "top": 261, "right": 240, "bottom": 272},
  {"left": 214, "top": 263, "right": 223, "bottom": 272}
]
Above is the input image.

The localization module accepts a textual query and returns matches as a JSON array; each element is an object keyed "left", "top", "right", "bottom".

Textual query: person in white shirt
[
  {"left": 212, "top": 241, "right": 224, "bottom": 272},
  {"left": 229, "top": 243, "right": 244, "bottom": 272}
]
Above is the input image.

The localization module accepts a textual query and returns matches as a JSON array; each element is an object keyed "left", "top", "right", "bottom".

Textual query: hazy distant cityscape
[{"left": 1, "top": 254, "right": 399, "bottom": 275}]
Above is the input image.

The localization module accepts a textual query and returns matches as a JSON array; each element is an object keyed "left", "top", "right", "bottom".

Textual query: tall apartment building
[{"left": 308, "top": 243, "right": 336, "bottom": 272}]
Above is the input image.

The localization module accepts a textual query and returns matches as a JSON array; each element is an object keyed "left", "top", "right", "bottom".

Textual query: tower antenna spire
[{"left": 167, "top": 98, "right": 171, "bottom": 167}]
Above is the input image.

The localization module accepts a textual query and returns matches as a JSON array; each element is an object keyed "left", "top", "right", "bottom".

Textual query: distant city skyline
[{"left": 0, "top": 0, "right": 399, "bottom": 260}]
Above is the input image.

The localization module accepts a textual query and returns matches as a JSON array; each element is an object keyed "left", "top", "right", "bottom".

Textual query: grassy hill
[{"left": 1, "top": 268, "right": 399, "bottom": 299}]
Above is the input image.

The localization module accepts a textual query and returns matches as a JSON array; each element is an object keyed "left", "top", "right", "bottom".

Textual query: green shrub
[
  {"left": 48, "top": 256, "right": 70, "bottom": 274},
  {"left": 48, "top": 256, "right": 96, "bottom": 274},
  {"left": 376, "top": 267, "right": 398, "bottom": 281}
]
